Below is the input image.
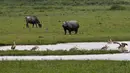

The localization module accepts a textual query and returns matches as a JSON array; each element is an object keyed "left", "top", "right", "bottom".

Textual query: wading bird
[
  {"left": 11, "top": 41, "right": 16, "bottom": 50},
  {"left": 101, "top": 45, "right": 109, "bottom": 50},
  {"left": 31, "top": 46, "right": 39, "bottom": 51},
  {"left": 107, "top": 39, "right": 113, "bottom": 44},
  {"left": 113, "top": 42, "right": 128, "bottom": 53}
]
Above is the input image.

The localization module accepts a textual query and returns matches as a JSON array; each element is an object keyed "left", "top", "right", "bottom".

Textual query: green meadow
[
  {"left": 0, "top": 0, "right": 130, "bottom": 45},
  {"left": 0, "top": 60, "right": 130, "bottom": 73}
]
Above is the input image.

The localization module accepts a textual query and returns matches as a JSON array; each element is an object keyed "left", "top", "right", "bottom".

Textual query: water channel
[
  {"left": 0, "top": 41, "right": 130, "bottom": 61},
  {"left": 0, "top": 41, "right": 130, "bottom": 51}
]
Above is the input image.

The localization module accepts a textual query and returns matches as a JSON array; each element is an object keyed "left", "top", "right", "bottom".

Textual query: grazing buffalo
[
  {"left": 25, "top": 16, "right": 42, "bottom": 28},
  {"left": 62, "top": 20, "right": 79, "bottom": 35}
]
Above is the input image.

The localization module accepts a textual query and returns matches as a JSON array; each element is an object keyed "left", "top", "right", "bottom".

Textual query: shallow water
[
  {"left": 0, "top": 41, "right": 129, "bottom": 51},
  {"left": 0, "top": 53, "right": 130, "bottom": 61},
  {"left": 0, "top": 41, "right": 130, "bottom": 61}
]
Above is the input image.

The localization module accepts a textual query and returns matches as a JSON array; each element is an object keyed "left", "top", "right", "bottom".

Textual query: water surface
[
  {"left": 0, "top": 53, "right": 130, "bottom": 61},
  {"left": 0, "top": 41, "right": 129, "bottom": 51}
]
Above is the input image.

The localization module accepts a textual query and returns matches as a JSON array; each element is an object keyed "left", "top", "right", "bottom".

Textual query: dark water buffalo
[
  {"left": 25, "top": 16, "right": 42, "bottom": 28},
  {"left": 62, "top": 20, "right": 79, "bottom": 35}
]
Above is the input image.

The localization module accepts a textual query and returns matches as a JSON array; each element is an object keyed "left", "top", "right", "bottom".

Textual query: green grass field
[
  {"left": 0, "top": 0, "right": 130, "bottom": 45},
  {"left": 1, "top": 6, "right": 130, "bottom": 45},
  {"left": 0, "top": 60, "right": 130, "bottom": 73}
]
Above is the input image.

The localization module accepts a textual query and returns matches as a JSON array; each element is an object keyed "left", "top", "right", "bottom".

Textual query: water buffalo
[
  {"left": 25, "top": 16, "right": 42, "bottom": 28},
  {"left": 62, "top": 20, "right": 79, "bottom": 35}
]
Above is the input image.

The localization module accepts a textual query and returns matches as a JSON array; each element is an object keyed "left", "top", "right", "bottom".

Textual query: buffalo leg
[
  {"left": 36, "top": 24, "right": 38, "bottom": 28},
  {"left": 64, "top": 28, "right": 67, "bottom": 35},
  {"left": 26, "top": 23, "right": 29, "bottom": 28},
  {"left": 68, "top": 30, "right": 71, "bottom": 35},
  {"left": 32, "top": 24, "right": 34, "bottom": 27},
  {"left": 75, "top": 29, "right": 78, "bottom": 34}
]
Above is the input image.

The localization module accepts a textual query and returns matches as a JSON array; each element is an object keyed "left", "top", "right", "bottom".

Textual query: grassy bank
[
  {"left": 0, "top": 60, "right": 130, "bottom": 73},
  {"left": 0, "top": 49, "right": 120, "bottom": 56}
]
